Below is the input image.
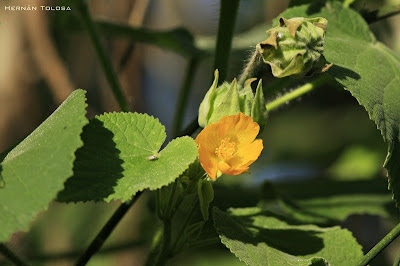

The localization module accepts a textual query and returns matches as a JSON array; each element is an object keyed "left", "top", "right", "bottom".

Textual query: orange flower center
[{"left": 215, "top": 138, "right": 236, "bottom": 160}]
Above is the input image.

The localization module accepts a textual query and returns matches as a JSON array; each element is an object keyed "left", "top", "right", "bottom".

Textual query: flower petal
[
  {"left": 232, "top": 139, "right": 264, "bottom": 168},
  {"left": 198, "top": 143, "right": 219, "bottom": 179},
  {"left": 195, "top": 112, "right": 263, "bottom": 179},
  {"left": 219, "top": 113, "right": 260, "bottom": 145},
  {"left": 218, "top": 161, "right": 249, "bottom": 176}
]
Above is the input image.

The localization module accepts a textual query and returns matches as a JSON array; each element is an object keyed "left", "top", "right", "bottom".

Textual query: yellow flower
[{"left": 195, "top": 112, "right": 263, "bottom": 179}]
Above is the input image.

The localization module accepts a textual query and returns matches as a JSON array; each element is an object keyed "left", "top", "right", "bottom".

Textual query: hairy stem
[
  {"left": 75, "top": 192, "right": 143, "bottom": 266},
  {"left": 266, "top": 75, "right": 329, "bottom": 111},
  {"left": 238, "top": 50, "right": 264, "bottom": 86},
  {"left": 73, "top": 0, "right": 130, "bottom": 112},
  {"left": 213, "top": 0, "right": 241, "bottom": 83},
  {"left": 172, "top": 57, "right": 199, "bottom": 138},
  {"left": 358, "top": 221, "right": 400, "bottom": 266},
  {"left": 0, "top": 244, "right": 29, "bottom": 266}
]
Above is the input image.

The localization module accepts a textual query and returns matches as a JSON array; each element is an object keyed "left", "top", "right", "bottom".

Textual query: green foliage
[
  {"left": 278, "top": 2, "right": 400, "bottom": 206},
  {"left": 0, "top": 90, "right": 88, "bottom": 242},
  {"left": 213, "top": 207, "right": 363, "bottom": 265},
  {"left": 58, "top": 113, "right": 198, "bottom": 202}
]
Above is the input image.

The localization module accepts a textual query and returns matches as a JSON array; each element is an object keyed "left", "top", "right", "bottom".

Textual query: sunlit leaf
[
  {"left": 0, "top": 90, "right": 88, "bottom": 242},
  {"left": 58, "top": 113, "right": 198, "bottom": 202},
  {"left": 213, "top": 207, "right": 363, "bottom": 265}
]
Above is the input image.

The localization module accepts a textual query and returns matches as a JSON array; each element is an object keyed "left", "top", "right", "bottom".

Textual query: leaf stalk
[{"left": 358, "top": 221, "right": 400, "bottom": 266}]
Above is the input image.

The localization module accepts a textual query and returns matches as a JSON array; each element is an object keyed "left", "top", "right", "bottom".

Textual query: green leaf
[
  {"left": 261, "top": 178, "right": 398, "bottom": 225},
  {"left": 0, "top": 90, "right": 88, "bottom": 242},
  {"left": 213, "top": 207, "right": 363, "bottom": 266},
  {"left": 58, "top": 112, "right": 198, "bottom": 202},
  {"left": 277, "top": 2, "right": 400, "bottom": 206}
]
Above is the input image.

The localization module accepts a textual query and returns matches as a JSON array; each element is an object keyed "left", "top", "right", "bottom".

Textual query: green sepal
[
  {"left": 197, "top": 179, "right": 214, "bottom": 221},
  {"left": 251, "top": 79, "right": 268, "bottom": 132},
  {"left": 207, "top": 79, "right": 241, "bottom": 125},
  {"left": 198, "top": 70, "right": 220, "bottom": 127},
  {"left": 238, "top": 78, "right": 255, "bottom": 115}
]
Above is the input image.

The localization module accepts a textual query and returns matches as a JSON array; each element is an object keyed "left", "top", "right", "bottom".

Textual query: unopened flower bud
[
  {"left": 198, "top": 70, "right": 268, "bottom": 132},
  {"left": 257, "top": 17, "right": 332, "bottom": 78}
]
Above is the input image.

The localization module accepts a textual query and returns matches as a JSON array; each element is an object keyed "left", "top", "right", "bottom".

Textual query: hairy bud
[{"left": 257, "top": 17, "right": 332, "bottom": 78}]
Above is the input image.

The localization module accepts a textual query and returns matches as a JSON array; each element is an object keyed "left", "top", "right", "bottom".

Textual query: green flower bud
[
  {"left": 257, "top": 17, "right": 332, "bottom": 78},
  {"left": 198, "top": 70, "right": 268, "bottom": 132}
]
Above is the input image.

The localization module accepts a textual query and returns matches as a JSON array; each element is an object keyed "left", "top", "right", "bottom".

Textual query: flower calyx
[
  {"left": 198, "top": 70, "right": 268, "bottom": 132},
  {"left": 257, "top": 17, "right": 333, "bottom": 78}
]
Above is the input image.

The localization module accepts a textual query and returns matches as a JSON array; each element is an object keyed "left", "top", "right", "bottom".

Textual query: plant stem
[
  {"left": 238, "top": 50, "right": 263, "bottom": 86},
  {"left": 213, "top": 0, "right": 241, "bottom": 83},
  {"left": 364, "top": 4, "right": 400, "bottom": 24},
  {"left": 358, "top": 221, "right": 400, "bottom": 266},
  {"left": 75, "top": 192, "right": 143, "bottom": 266},
  {"left": 265, "top": 75, "right": 329, "bottom": 111},
  {"left": 73, "top": 0, "right": 130, "bottom": 112},
  {"left": 164, "top": 181, "right": 178, "bottom": 219},
  {"left": 0, "top": 243, "right": 29, "bottom": 266},
  {"left": 172, "top": 57, "right": 199, "bottom": 138}
]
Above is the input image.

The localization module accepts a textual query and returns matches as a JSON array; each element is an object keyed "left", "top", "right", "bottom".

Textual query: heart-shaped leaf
[
  {"left": 0, "top": 90, "right": 88, "bottom": 242},
  {"left": 58, "top": 112, "right": 198, "bottom": 202}
]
